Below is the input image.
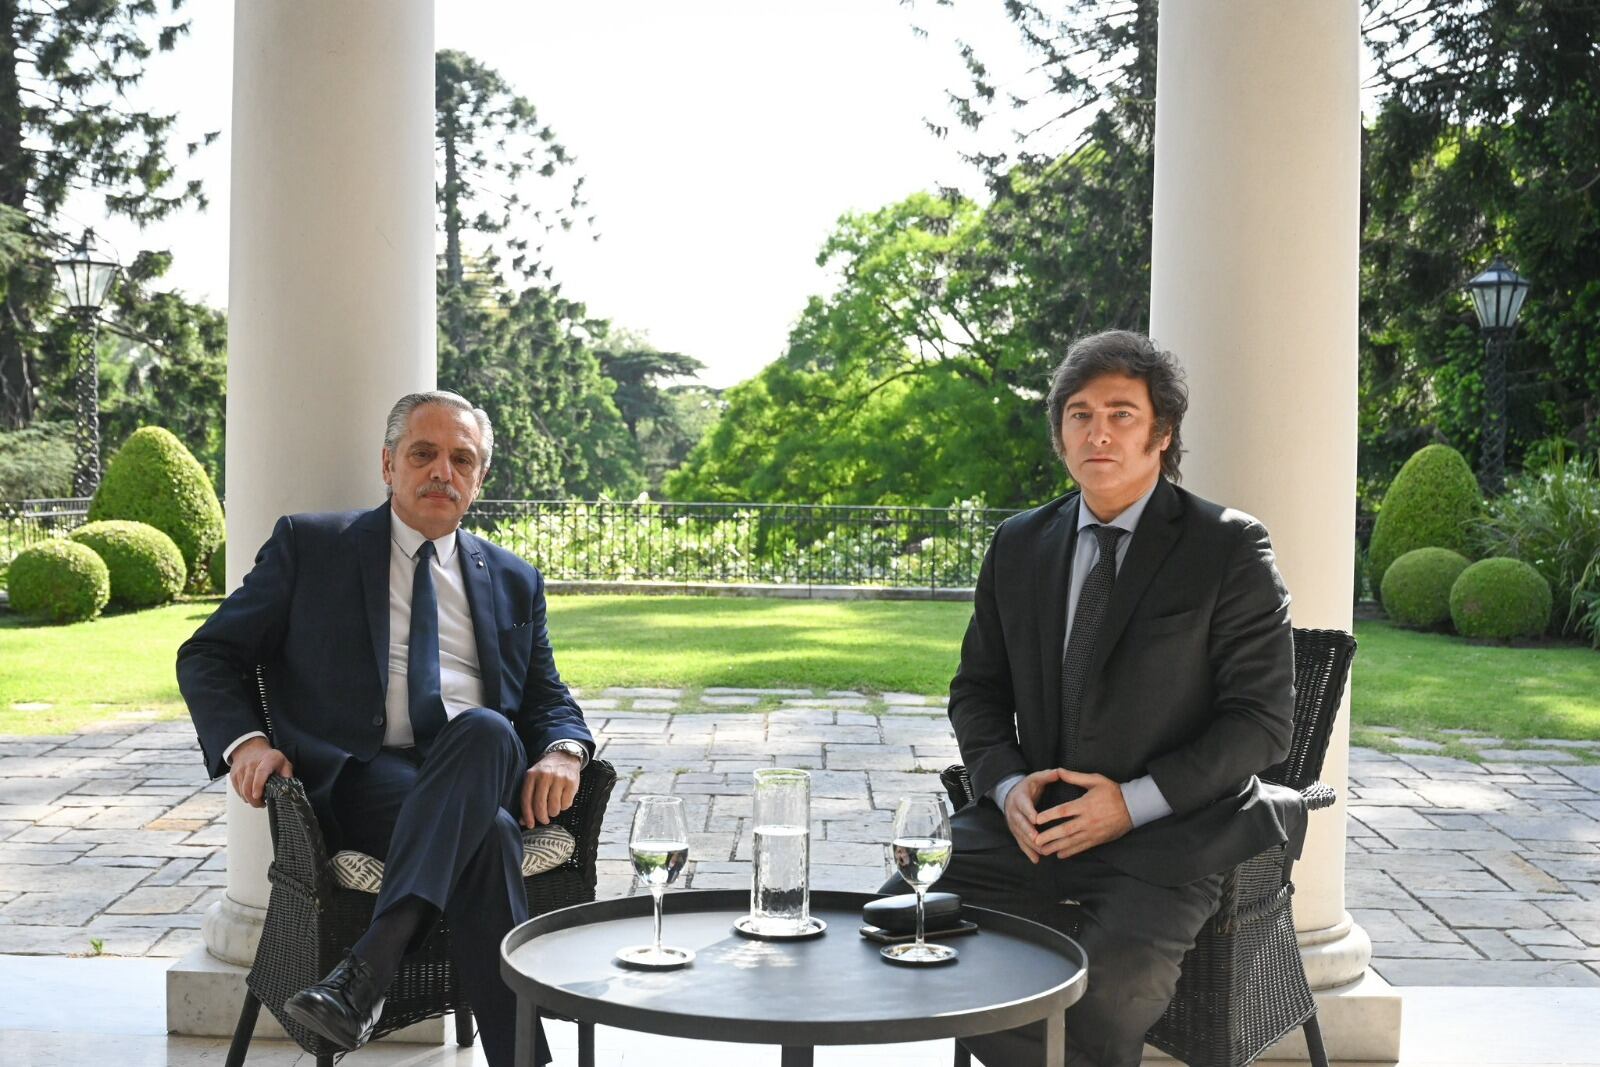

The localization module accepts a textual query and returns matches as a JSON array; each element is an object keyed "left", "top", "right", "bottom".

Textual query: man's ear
[{"left": 381, "top": 447, "right": 394, "bottom": 487}]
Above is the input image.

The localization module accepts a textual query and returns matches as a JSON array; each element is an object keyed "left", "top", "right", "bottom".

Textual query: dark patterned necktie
[
  {"left": 408, "top": 539, "right": 448, "bottom": 750},
  {"left": 1059, "top": 524, "right": 1127, "bottom": 766}
]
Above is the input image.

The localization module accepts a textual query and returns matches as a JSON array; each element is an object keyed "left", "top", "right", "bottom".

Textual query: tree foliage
[
  {"left": 0, "top": 0, "right": 210, "bottom": 429},
  {"left": 1359, "top": 0, "right": 1600, "bottom": 507}
]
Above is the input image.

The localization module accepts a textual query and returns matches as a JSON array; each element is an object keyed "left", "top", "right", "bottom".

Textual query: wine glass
[
  {"left": 882, "top": 795, "right": 957, "bottom": 964},
  {"left": 617, "top": 795, "right": 694, "bottom": 969}
]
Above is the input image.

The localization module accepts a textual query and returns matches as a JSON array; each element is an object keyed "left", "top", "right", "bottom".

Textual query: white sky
[{"left": 68, "top": 0, "right": 1037, "bottom": 389}]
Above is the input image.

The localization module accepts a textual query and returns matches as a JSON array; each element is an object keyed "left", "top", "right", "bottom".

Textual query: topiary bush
[
  {"left": 69, "top": 520, "right": 186, "bottom": 607},
  {"left": 1368, "top": 444, "right": 1480, "bottom": 604},
  {"left": 7, "top": 539, "right": 110, "bottom": 623},
  {"left": 207, "top": 540, "right": 226, "bottom": 594},
  {"left": 1449, "top": 557, "right": 1553, "bottom": 640},
  {"left": 1381, "top": 547, "right": 1471, "bottom": 628},
  {"left": 89, "top": 426, "right": 224, "bottom": 581}
]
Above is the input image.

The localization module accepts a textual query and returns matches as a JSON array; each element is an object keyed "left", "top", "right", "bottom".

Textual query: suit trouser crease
[
  {"left": 331, "top": 707, "right": 534, "bottom": 1067},
  {"left": 885, "top": 802, "right": 1222, "bottom": 1067}
]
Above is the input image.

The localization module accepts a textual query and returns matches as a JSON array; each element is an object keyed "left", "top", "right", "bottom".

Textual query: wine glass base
[
  {"left": 615, "top": 944, "right": 695, "bottom": 970},
  {"left": 880, "top": 940, "right": 959, "bottom": 966}
]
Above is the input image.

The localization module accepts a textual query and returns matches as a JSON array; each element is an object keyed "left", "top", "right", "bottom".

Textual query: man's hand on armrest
[
  {"left": 228, "top": 737, "right": 293, "bottom": 808},
  {"left": 520, "top": 748, "right": 582, "bottom": 827}
]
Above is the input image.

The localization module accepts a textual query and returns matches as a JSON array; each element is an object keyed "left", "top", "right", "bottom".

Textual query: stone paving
[{"left": 2, "top": 686, "right": 1599, "bottom": 988}]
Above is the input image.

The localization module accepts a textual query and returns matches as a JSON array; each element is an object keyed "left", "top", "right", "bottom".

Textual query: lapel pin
[{"left": 476, "top": 558, "right": 484, "bottom": 568}]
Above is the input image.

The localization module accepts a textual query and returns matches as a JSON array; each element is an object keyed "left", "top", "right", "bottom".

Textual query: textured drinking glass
[
  {"left": 749, "top": 768, "right": 811, "bottom": 934},
  {"left": 882, "top": 795, "right": 957, "bottom": 964},
  {"left": 617, "top": 795, "right": 694, "bottom": 968}
]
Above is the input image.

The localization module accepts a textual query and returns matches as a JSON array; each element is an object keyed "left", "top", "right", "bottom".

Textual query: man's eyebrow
[{"left": 1065, "top": 398, "right": 1143, "bottom": 409}]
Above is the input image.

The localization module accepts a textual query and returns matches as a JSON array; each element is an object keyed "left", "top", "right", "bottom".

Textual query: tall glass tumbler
[{"left": 749, "top": 768, "right": 811, "bottom": 935}]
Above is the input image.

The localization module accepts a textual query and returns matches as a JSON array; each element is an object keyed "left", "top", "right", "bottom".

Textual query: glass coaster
[
  {"left": 880, "top": 940, "right": 959, "bottom": 966},
  {"left": 732, "top": 915, "right": 828, "bottom": 941},
  {"left": 615, "top": 944, "right": 696, "bottom": 970}
]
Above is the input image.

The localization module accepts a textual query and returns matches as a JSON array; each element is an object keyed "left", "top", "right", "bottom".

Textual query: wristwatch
[{"left": 546, "top": 739, "right": 588, "bottom": 766}]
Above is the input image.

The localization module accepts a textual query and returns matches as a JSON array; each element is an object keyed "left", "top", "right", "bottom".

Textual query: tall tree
[
  {"left": 435, "top": 49, "right": 587, "bottom": 355},
  {"left": 0, "top": 0, "right": 209, "bottom": 429},
  {"left": 1358, "top": 0, "right": 1600, "bottom": 497}
]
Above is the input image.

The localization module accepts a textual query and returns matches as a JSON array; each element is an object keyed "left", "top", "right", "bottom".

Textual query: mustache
[{"left": 416, "top": 482, "right": 461, "bottom": 502}]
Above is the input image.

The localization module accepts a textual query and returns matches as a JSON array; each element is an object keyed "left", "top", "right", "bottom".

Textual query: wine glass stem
[
  {"left": 651, "top": 886, "right": 664, "bottom": 955},
  {"left": 914, "top": 885, "right": 927, "bottom": 948}
]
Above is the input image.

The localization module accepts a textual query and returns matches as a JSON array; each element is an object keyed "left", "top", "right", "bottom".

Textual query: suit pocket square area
[
  {"left": 1129, "top": 607, "right": 1203, "bottom": 637},
  {"left": 501, "top": 619, "right": 535, "bottom": 632}
]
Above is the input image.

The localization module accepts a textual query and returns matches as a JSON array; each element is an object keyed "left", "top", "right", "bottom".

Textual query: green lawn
[
  {"left": 3, "top": 596, "right": 1598, "bottom": 745},
  {"left": 0, "top": 598, "right": 222, "bottom": 734},
  {"left": 1350, "top": 619, "right": 1600, "bottom": 742}
]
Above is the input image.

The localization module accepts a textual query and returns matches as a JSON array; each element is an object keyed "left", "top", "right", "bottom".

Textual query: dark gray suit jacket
[
  {"left": 176, "top": 501, "right": 592, "bottom": 842},
  {"left": 948, "top": 477, "right": 1302, "bottom": 886}
]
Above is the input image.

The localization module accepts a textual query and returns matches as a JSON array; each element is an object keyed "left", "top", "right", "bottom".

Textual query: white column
[
  {"left": 205, "top": 0, "right": 435, "bottom": 971},
  {"left": 1149, "top": 0, "right": 1388, "bottom": 1036}
]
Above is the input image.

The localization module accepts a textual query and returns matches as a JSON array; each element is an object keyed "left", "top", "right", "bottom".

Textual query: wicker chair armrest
[
  {"left": 553, "top": 758, "right": 617, "bottom": 879},
  {"left": 1301, "top": 782, "right": 1337, "bottom": 811},
  {"left": 262, "top": 775, "right": 339, "bottom": 901}
]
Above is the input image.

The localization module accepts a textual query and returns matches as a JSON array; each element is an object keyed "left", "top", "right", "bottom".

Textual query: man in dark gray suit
[{"left": 932, "top": 331, "right": 1299, "bottom": 1066}]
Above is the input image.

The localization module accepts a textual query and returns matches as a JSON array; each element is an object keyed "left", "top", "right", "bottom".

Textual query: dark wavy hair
[{"left": 1045, "top": 330, "right": 1188, "bottom": 482}]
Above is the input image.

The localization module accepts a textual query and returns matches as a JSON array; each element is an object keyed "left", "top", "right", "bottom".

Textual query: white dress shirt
[
  {"left": 384, "top": 516, "right": 482, "bottom": 747},
  {"left": 991, "top": 481, "right": 1174, "bottom": 827}
]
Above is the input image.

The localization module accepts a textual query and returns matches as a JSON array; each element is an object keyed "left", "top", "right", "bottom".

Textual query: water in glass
[
  {"left": 882, "top": 795, "right": 958, "bottom": 965},
  {"left": 616, "top": 795, "right": 694, "bottom": 969}
]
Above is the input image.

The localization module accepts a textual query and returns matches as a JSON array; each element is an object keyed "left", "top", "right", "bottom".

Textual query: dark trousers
[
  {"left": 332, "top": 707, "right": 534, "bottom": 1067},
  {"left": 882, "top": 802, "right": 1222, "bottom": 1067}
]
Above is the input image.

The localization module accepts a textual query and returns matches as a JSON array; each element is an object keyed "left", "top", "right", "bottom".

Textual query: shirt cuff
[
  {"left": 222, "top": 731, "right": 268, "bottom": 767},
  {"left": 1120, "top": 774, "right": 1174, "bottom": 828},
  {"left": 990, "top": 773, "right": 1026, "bottom": 812},
  {"left": 545, "top": 740, "right": 590, "bottom": 769}
]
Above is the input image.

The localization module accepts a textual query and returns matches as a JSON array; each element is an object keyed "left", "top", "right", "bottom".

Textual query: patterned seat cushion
[{"left": 330, "top": 824, "right": 577, "bottom": 894}]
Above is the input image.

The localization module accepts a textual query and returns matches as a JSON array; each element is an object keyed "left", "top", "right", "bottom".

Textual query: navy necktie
[
  {"left": 1059, "top": 524, "right": 1127, "bottom": 767},
  {"left": 408, "top": 540, "right": 448, "bottom": 749}
]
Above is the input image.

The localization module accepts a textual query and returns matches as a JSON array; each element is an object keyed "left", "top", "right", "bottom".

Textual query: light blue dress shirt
[{"left": 990, "top": 480, "right": 1175, "bottom": 828}]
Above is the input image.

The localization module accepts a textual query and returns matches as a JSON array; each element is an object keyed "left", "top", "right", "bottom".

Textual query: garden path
[{"left": 0, "top": 687, "right": 1598, "bottom": 988}]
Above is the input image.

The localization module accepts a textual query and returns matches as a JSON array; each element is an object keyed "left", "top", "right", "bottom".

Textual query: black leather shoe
[{"left": 282, "top": 952, "right": 387, "bottom": 1050}]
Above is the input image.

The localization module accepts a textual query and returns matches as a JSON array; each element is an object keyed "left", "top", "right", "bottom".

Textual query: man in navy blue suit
[{"left": 178, "top": 391, "right": 593, "bottom": 1067}]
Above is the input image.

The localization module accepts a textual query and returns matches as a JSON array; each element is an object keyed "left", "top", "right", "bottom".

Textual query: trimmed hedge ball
[
  {"left": 207, "top": 540, "right": 226, "bottom": 594},
  {"left": 1367, "top": 444, "right": 1479, "bottom": 603},
  {"left": 70, "top": 520, "right": 186, "bottom": 607},
  {"left": 89, "top": 426, "right": 224, "bottom": 579},
  {"left": 1449, "top": 558, "right": 1553, "bottom": 640},
  {"left": 1381, "top": 547, "right": 1471, "bottom": 628},
  {"left": 7, "top": 540, "right": 111, "bottom": 623}
]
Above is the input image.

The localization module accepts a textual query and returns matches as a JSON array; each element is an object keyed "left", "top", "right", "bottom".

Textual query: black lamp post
[
  {"left": 1464, "top": 255, "right": 1531, "bottom": 495},
  {"left": 53, "top": 229, "right": 120, "bottom": 497}
]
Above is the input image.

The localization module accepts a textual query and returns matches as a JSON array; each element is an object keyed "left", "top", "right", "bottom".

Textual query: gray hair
[
  {"left": 1045, "top": 330, "right": 1188, "bottom": 482},
  {"left": 383, "top": 390, "right": 495, "bottom": 473}
]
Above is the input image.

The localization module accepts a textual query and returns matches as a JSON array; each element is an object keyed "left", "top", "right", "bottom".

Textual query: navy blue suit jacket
[{"left": 176, "top": 501, "right": 592, "bottom": 838}]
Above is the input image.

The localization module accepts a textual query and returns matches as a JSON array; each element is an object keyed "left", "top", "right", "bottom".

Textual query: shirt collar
[
  {"left": 390, "top": 509, "right": 459, "bottom": 565},
  {"left": 1077, "top": 478, "right": 1159, "bottom": 538}
]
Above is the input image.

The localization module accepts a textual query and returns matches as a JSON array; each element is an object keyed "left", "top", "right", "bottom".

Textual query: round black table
[{"left": 500, "top": 889, "right": 1087, "bottom": 1066}]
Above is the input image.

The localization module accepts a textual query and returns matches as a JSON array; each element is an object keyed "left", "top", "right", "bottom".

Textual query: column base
[
  {"left": 1300, "top": 911, "right": 1373, "bottom": 990},
  {"left": 201, "top": 893, "right": 265, "bottom": 967},
  {"left": 165, "top": 944, "right": 446, "bottom": 1042}
]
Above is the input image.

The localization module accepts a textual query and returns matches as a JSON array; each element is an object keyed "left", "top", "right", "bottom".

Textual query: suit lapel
[
  {"left": 457, "top": 528, "right": 503, "bottom": 712},
  {"left": 1035, "top": 495, "right": 1078, "bottom": 761},
  {"left": 354, "top": 503, "right": 392, "bottom": 696},
  {"left": 1089, "top": 478, "right": 1185, "bottom": 680}
]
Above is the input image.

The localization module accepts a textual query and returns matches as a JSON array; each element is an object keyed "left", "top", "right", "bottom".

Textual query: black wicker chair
[
  {"left": 940, "top": 626, "right": 1355, "bottom": 1067},
  {"left": 222, "top": 671, "right": 617, "bottom": 1067}
]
